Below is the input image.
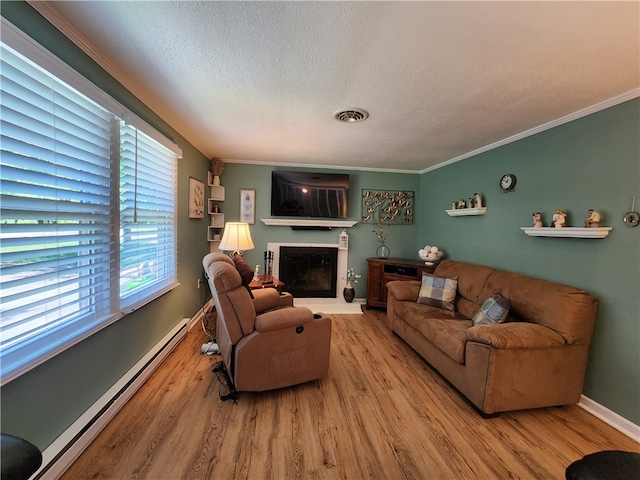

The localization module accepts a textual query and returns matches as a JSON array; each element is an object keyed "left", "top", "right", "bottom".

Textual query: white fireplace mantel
[
  {"left": 261, "top": 218, "right": 358, "bottom": 228},
  {"left": 266, "top": 242, "right": 362, "bottom": 314},
  {"left": 267, "top": 242, "right": 348, "bottom": 291}
]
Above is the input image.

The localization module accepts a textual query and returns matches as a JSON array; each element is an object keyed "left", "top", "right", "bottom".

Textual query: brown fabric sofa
[{"left": 386, "top": 260, "right": 598, "bottom": 415}]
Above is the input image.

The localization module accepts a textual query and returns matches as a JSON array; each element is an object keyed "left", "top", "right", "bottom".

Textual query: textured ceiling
[{"left": 37, "top": 1, "right": 639, "bottom": 172}]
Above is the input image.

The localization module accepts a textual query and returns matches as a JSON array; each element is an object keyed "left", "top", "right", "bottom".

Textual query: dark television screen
[{"left": 271, "top": 171, "right": 349, "bottom": 219}]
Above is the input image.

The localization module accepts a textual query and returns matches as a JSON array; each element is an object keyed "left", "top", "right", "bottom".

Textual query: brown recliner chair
[{"left": 202, "top": 253, "right": 331, "bottom": 393}]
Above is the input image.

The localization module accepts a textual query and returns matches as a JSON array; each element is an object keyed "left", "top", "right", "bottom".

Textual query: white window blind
[
  {"left": 0, "top": 23, "right": 181, "bottom": 385},
  {"left": 119, "top": 124, "right": 178, "bottom": 310}
]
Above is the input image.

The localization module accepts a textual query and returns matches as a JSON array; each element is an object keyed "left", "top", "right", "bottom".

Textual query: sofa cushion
[
  {"left": 399, "top": 301, "right": 471, "bottom": 364},
  {"left": 479, "top": 271, "right": 597, "bottom": 345},
  {"left": 435, "top": 260, "right": 495, "bottom": 305},
  {"left": 417, "top": 316, "right": 471, "bottom": 364},
  {"left": 466, "top": 322, "right": 566, "bottom": 349},
  {"left": 472, "top": 293, "right": 511, "bottom": 325},
  {"left": 387, "top": 280, "right": 421, "bottom": 302},
  {"left": 455, "top": 297, "right": 484, "bottom": 321},
  {"left": 417, "top": 274, "right": 458, "bottom": 312}
]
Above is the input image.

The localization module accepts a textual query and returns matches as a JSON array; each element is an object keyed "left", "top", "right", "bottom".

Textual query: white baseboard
[
  {"left": 579, "top": 395, "right": 640, "bottom": 442},
  {"left": 33, "top": 319, "right": 189, "bottom": 479}
]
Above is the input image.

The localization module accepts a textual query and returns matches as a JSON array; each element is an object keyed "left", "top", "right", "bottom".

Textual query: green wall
[
  {"left": 419, "top": 99, "right": 640, "bottom": 424},
  {"left": 1, "top": 3, "right": 212, "bottom": 449},
  {"left": 219, "top": 164, "right": 420, "bottom": 298}
]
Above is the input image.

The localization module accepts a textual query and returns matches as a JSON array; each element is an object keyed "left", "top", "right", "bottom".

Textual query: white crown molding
[
  {"left": 26, "top": 0, "right": 158, "bottom": 120},
  {"left": 30, "top": 1, "right": 639, "bottom": 175},
  {"left": 25, "top": 2, "right": 420, "bottom": 175},
  {"left": 223, "top": 158, "right": 420, "bottom": 174},
  {"left": 421, "top": 88, "right": 640, "bottom": 174}
]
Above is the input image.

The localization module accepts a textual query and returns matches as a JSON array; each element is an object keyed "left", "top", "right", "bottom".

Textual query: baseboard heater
[
  {"left": 33, "top": 320, "right": 188, "bottom": 479},
  {"left": 291, "top": 225, "right": 332, "bottom": 231}
]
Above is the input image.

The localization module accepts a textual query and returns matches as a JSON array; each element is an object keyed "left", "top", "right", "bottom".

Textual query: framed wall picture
[
  {"left": 188, "top": 177, "right": 205, "bottom": 218},
  {"left": 240, "top": 188, "right": 256, "bottom": 224}
]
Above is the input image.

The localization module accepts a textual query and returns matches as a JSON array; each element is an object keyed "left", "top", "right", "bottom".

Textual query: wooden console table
[{"left": 366, "top": 257, "right": 435, "bottom": 309}]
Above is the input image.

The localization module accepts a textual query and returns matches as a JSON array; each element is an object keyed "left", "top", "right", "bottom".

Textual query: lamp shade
[{"left": 219, "top": 222, "right": 255, "bottom": 254}]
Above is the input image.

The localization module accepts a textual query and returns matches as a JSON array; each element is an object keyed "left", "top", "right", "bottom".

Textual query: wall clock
[
  {"left": 499, "top": 174, "right": 517, "bottom": 192},
  {"left": 624, "top": 211, "right": 639, "bottom": 227},
  {"left": 623, "top": 195, "right": 639, "bottom": 227}
]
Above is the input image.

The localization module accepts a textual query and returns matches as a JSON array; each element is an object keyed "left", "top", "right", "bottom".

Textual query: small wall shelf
[
  {"left": 209, "top": 186, "right": 225, "bottom": 201},
  {"left": 210, "top": 213, "right": 224, "bottom": 229},
  {"left": 207, "top": 226, "right": 222, "bottom": 242},
  {"left": 207, "top": 172, "right": 225, "bottom": 200},
  {"left": 208, "top": 199, "right": 222, "bottom": 215},
  {"left": 445, "top": 207, "right": 487, "bottom": 216},
  {"left": 207, "top": 172, "right": 225, "bottom": 251},
  {"left": 520, "top": 227, "right": 612, "bottom": 239}
]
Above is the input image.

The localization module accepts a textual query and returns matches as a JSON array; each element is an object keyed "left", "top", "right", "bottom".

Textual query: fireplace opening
[{"left": 279, "top": 247, "right": 338, "bottom": 298}]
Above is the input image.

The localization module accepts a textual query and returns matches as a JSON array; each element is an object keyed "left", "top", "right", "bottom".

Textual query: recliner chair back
[
  {"left": 203, "top": 252, "right": 255, "bottom": 373},
  {"left": 202, "top": 252, "right": 332, "bottom": 393}
]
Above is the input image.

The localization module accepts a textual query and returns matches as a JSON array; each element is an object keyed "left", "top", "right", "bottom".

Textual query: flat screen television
[{"left": 271, "top": 171, "right": 349, "bottom": 219}]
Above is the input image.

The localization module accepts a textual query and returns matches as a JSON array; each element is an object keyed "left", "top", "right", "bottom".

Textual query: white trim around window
[{"left": 0, "top": 18, "right": 182, "bottom": 385}]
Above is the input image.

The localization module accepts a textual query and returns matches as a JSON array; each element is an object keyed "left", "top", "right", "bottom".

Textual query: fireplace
[
  {"left": 279, "top": 247, "right": 337, "bottom": 298},
  {"left": 267, "top": 242, "right": 348, "bottom": 300}
]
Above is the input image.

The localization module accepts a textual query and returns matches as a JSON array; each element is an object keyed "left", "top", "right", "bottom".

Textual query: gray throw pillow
[{"left": 472, "top": 293, "right": 511, "bottom": 325}]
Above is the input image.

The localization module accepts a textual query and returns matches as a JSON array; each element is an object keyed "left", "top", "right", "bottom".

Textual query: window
[
  {"left": 119, "top": 124, "right": 178, "bottom": 309},
  {"left": 0, "top": 22, "right": 181, "bottom": 385}
]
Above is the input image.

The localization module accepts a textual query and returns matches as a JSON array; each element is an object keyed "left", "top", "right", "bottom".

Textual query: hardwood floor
[{"left": 62, "top": 309, "right": 639, "bottom": 480}]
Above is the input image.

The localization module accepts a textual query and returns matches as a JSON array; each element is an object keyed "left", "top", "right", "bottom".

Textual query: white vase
[{"left": 213, "top": 175, "right": 221, "bottom": 186}]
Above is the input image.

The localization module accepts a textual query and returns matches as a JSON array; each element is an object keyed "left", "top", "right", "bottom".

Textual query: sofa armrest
[
  {"left": 252, "top": 288, "right": 294, "bottom": 313},
  {"left": 466, "top": 322, "right": 566, "bottom": 349},
  {"left": 254, "top": 306, "right": 314, "bottom": 333},
  {"left": 387, "top": 280, "right": 421, "bottom": 302}
]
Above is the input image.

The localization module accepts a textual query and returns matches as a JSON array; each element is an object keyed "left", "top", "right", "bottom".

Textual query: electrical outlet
[{"left": 197, "top": 278, "right": 203, "bottom": 289}]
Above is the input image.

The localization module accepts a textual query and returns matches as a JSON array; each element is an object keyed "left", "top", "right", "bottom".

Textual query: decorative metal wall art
[{"left": 361, "top": 190, "right": 414, "bottom": 224}]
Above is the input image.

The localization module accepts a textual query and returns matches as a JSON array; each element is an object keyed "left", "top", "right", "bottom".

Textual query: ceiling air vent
[{"left": 334, "top": 108, "right": 369, "bottom": 123}]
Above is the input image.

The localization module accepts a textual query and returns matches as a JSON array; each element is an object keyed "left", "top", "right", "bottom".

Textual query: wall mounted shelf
[
  {"left": 207, "top": 173, "right": 225, "bottom": 252},
  {"left": 261, "top": 219, "right": 358, "bottom": 228},
  {"left": 445, "top": 207, "right": 487, "bottom": 216},
  {"left": 520, "top": 227, "right": 612, "bottom": 239}
]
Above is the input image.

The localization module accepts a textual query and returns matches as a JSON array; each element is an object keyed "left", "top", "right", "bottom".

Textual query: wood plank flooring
[{"left": 62, "top": 309, "right": 639, "bottom": 479}]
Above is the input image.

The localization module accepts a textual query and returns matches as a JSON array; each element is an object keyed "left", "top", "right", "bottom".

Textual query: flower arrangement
[
  {"left": 346, "top": 268, "right": 361, "bottom": 285},
  {"left": 372, "top": 222, "right": 387, "bottom": 246}
]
